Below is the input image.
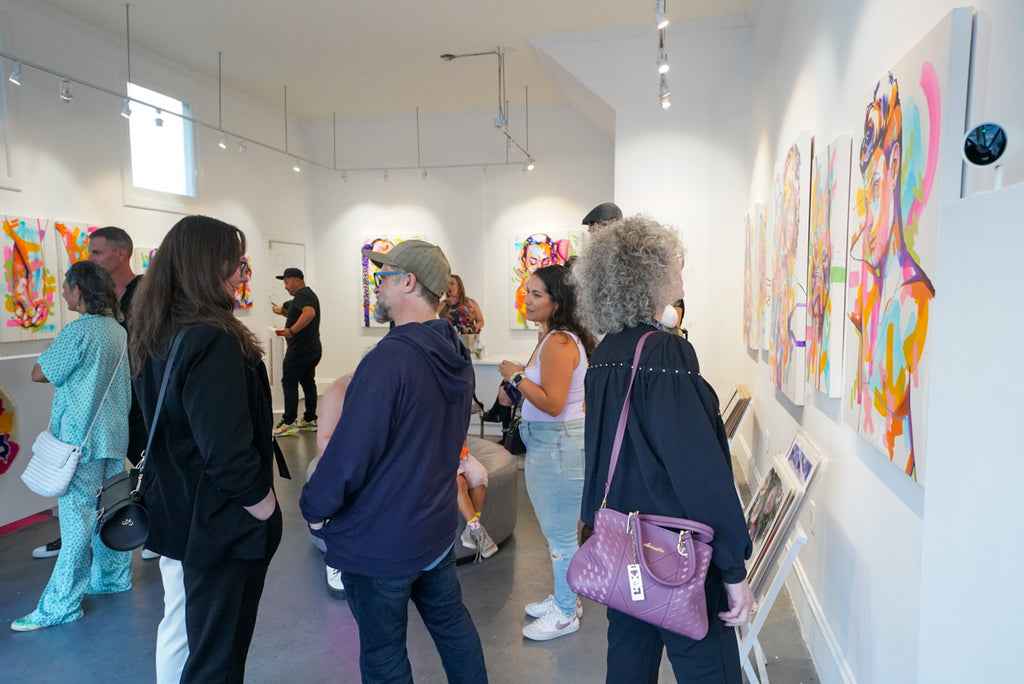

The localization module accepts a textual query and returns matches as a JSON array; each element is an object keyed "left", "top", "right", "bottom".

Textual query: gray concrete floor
[{"left": 1, "top": 430, "right": 819, "bottom": 683}]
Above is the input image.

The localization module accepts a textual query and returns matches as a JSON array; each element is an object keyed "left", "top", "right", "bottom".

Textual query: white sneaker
[
  {"left": 460, "top": 525, "right": 477, "bottom": 550},
  {"left": 470, "top": 526, "right": 499, "bottom": 560},
  {"left": 525, "top": 594, "right": 583, "bottom": 619},
  {"left": 32, "top": 538, "right": 61, "bottom": 559},
  {"left": 141, "top": 548, "right": 160, "bottom": 560},
  {"left": 522, "top": 605, "right": 580, "bottom": 641},
  {"left": 326, "top": 566, "right": 346, "bottom": 600}
]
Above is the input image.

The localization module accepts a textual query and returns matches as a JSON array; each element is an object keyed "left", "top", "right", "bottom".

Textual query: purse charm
[{"left": 627, "top": 512, "right": 646, "bottom": 601}]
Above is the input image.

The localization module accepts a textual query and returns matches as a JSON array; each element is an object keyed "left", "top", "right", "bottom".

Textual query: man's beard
[{"left": 373, "top": 299, "right": 392, "bottom": 324}]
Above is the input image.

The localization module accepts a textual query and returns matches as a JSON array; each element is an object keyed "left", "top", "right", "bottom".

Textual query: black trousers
[
  {"left": 605, "top": 569, "right": 741, "bottom": 684},
  {"left": 281, "top": 348, "right": 321, "bottom": 424},
  {"left": 180, "top": 514, "right": 281, "bottom": 683}
]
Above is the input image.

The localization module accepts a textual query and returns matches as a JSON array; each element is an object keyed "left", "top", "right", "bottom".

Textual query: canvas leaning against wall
[
  {"left": 742, "top": 206, "right": 762, "bottom": 350},
  {"left": 769, "top": 132, "right": 813, "bottom": 405},
  {"left": 509, "top": 232, "right": 578, "bottom": 330},
  {"left": 1, "top": 216, "right": 59, "bottom": 341},
  {"left": 806, "top": 137, "right": 852, "bottom": 398},
  {"left": 841, "top": 9, "right": 971, "bottom": 484}
]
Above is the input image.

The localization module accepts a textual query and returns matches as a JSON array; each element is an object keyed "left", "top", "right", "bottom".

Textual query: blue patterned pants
[{"left": 24, "top": 458, "right": 132, "bottom": 626}]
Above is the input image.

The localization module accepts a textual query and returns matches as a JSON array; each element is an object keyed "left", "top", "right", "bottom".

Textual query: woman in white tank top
[{"left": 498, "top": 264, "right": 595, "bottom": 641}]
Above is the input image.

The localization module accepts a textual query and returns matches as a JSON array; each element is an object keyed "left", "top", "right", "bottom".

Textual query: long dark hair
[
  {"left": 129, "top": 215, "right": 261, "bottom": 372},
  {"left": 532, "top": 264, "right": 596, "bottom": 357},
  {"left": 65, "top": 260, "right": 121, "bottom": 318}
]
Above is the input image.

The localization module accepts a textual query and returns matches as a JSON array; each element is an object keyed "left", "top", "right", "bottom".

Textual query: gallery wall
[
  {"left": 0, "top": 0, "right": 315, "bottom": 526},
  {"left": 539, "top": 1, "right": 1023, "bottom": 682},
  {"left": 298, "top": 104, "right": 614, "bottom": 379}
]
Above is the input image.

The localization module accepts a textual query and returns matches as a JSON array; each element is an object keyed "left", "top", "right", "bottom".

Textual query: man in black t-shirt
[{"left": 272, "top": 268, "right": 322, "bottom": 436}]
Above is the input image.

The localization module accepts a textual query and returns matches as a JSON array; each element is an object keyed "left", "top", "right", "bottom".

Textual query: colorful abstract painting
[
  {"left": 136, "top": 247, "right": 157, "bottom": 273},
  {"left": 743, "top": 207, "right": 760, "bottom": 350},
  {"left": 756, "top": 203, "right": 771, "bottom": 352},
  {"left": 509, "top": 233, "right": 578, "bottom": 330},
  {"left": 234, "top": 256, "right": 253, "bottom": 309},
  {"left": 1, "top": 216, "right": 58, "bottom": 341},
  {"left": 841, "top": 9, "right": 971, "bottom": 484},
  {"left": 770, "top": 132, "right": 813, "bottom": 405},
  {"left": 0, "top": 388, "right": 19, "bottom": 475},
  {"left": 360, "top": 236, "right": 422, "bottom": 328},
  {"left": 806, "top": 136, "right": 852, "bottom": 398},
  {"left": 53, "top": 220, "right": 99, "bottom": 326}
]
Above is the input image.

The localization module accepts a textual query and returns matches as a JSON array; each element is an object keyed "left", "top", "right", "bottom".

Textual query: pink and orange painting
[
  {"left": 841, "top": 10, "right": 971, "bottom": 483},
  {"left": 2, "top": 216, "right": 58, "bottom": 340},
  {"left": 234, "top": 256, "right": 253, "bottom": 309},
  {"left": 806, "top": 136, "right": 851, "bottom": 398},
  {"left": 770, "top": 132, "right": 813, "bottom": 405},
  {"left": 361, "top": 236, "right": 422, "bottom": 328},
  {"left": 509, "top": 233, "right": 577, "bottom": 330}
]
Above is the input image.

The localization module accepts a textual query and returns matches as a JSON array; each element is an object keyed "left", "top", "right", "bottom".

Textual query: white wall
[
  {"left": 540, "top": 2, "right": 1024, "bottom": 683},
  {"left": 299, "top": 104, "right": 614, "bottom": 379},
  {"left": 0, "top": 0, "right": 314, "bottom": 526}
]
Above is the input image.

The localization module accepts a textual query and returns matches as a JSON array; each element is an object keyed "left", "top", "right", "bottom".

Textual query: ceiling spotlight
[
  {"left": 218, "top": 133, "right": 228, "bottom": 150},
  {"left": 154, "top": 108, "right": 164, "bottom": 127},
  {"left": 526, "top": 159, "right": 536, "bottom": 172},
  {"left": 292, "top": 158, "right": 301, "bottom": 173},
  {"left": 58, "top": 78, "right": 72, "bottom": 103},
  {"left": 660, "top": 74, "right": 672, "bottom": 110},
  {"left": 340, "top": 170, "right": 348, "bottom": 182},
  {"left": 383, "top": 169, "right": 390, "bottom": 182},
  {"left": 9, "top": 61, "right": 21, "bottom": 86},
  {"left": 238, "top": 139, "right": 247, "bottom": 154},
  {"left": 421, "top": 168, "right": 428, "bottom": 180},
  {"left": 654, "top": 0, "right": 669, "bottom": 30},
  {"left": 120, "top": 98, "right": 132, "bottom": 119},
  {"left": 440, "top": 54, "right": 456, "bottom": 61},
  {"left": 657, "top": 51, "right": 670, "bottom": 74}
]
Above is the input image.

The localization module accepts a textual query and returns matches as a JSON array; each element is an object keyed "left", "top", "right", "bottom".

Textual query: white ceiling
[{"left": 36, "top": 0, "right": 749, "bottom": 118}]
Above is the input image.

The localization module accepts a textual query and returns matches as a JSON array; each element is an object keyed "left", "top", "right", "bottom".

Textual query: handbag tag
[{"left": 627, "top": 563, "right": 646, "bottom": 601}]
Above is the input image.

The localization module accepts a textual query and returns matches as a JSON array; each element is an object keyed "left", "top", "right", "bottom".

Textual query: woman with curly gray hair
[{"left": 573, "top": 216, "right": 754, "bottom": 683}]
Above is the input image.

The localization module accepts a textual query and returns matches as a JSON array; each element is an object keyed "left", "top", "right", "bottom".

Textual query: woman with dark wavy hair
[
  {"left": 573, "top": 216, "right": 753, "bottom": 683},
  {"left": 12, "top": 261, "right": 131, "bottom": 632},
  {"left": 498, "top": 264, "right": 595, "bottom": 641},
  {"left": 130, "top": 215, "right": 280, "bottom": 683}
]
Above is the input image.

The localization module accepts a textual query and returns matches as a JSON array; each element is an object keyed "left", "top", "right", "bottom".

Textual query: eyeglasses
[{"left": 372, "top": 270, "right": 406, "bottom": 287}]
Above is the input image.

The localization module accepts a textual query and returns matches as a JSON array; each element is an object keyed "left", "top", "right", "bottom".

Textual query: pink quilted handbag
[{"left": 567, "top": 331, "right": 716, "bottom": 639}]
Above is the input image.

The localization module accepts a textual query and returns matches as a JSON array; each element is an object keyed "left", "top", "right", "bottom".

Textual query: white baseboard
[{"left": 788, "top": 559, "right": 858, "bottom": 684}]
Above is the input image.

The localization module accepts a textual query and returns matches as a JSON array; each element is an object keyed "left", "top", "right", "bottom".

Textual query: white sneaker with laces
[
  {"left": 326, "top": 566, "right": 346, "bottom": 600},
  {"left": 525, "top": 594, "right": 583, "bottom": 619},
  {"left": 471, "top": 526, "right": 498, "bottom": 559},
  {"left": 522, "top": 605, "right": 580, "bottom": 641},
  {"left": 460, "top": 525, "right": 477, "bottom": 550}
]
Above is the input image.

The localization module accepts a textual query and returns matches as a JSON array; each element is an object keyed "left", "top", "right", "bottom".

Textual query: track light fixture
[
  {"left": 659, "top": 74, "right": 672, "bottom": 110},
  {"left": 383, "top": 169, "right": 390, "bottom": 182},
  {"left": 421, "top": 168, "right": 428, "bottom": 180},
  {"left": 238, "top": 139, "right": 247, "bottom": 154},
  {"left": 218, "top": 133, "right": 228, "bottom": 149},
  {"left": 654, "top": 0, "right": 669, "bottom": 30},
  {"left": 526, "top": 159, "right": 536, "bottom": 171},
  {"left": 658, "top": 51, "right": 670, "bottom": 74},
  {"left": 120, "top": 98, "right": 132, "bottom": 119},
  {"left": 58, "top": 78, "right": 72, "bottom": 103},
  {"left": 9, "top": 61, "right": 21, "bottom": 86},
  {"left": 154, "top": 108, "right": 164, "bottom": 127},
  {"left": 292, "top": 157, "right": 301, "bottom": 173}
]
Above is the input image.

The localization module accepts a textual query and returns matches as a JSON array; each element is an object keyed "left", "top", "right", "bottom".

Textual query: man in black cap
[
  {"left": 272, "top": 268, "right": 322, "bottom": 436},
  {"left": 581, "top": 201, "right": 623, "bottom": 233}
]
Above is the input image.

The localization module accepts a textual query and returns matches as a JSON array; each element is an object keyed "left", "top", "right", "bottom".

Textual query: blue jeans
[
  {"left": 341, "top": 548, "right": 488, "bottom": 684},
  {"left": 521, "top": 417, "right": 585, "bottom": 616}
]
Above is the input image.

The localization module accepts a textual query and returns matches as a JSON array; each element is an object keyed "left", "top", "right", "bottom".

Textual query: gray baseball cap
[{"left": 361, "top": 240, "right": 451, "bottom": 298}]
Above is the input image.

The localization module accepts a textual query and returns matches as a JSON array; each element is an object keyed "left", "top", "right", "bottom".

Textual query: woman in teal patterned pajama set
[{"left": 12, "top": 261, "right": 132, "bottom": 632}]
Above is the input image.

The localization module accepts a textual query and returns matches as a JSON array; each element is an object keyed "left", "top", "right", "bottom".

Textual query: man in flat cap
[
  {"left": 272, "top": 267, "right": 321, "bottom": 436},
  {"left": 301, "top": 240, "right": 487, "bottom": 682},
  {"left": 581, "top": 201, "right": 623, "bottom": 233}
]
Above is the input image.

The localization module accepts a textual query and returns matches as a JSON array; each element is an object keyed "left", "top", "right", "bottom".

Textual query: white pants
[{"left": 156, "top": 556, "right": 189, "bottom": 684}]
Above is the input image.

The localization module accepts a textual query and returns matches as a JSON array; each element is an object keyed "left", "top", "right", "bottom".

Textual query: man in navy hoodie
[{"left": 300, "top": 240, "right": 487, "bottom": 683}]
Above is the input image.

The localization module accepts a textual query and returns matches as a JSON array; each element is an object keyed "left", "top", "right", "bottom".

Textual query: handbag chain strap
[
  {"left": 77, "top": 341, "right": 128, "bottom": 448},
  {"left": 135, "top": 330, "right": 188, "bottom": 477},
  {"left": 601, "top": 330, "right": 657, "bottom": 506}
]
